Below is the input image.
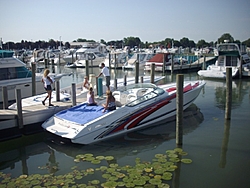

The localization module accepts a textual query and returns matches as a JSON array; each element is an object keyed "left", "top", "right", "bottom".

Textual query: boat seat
[
  {"left": 112, "top": 91, "right": 127, "bottom": 106},
  {"left": 127, "top": 94, "right": 137, "bottom": 103}
]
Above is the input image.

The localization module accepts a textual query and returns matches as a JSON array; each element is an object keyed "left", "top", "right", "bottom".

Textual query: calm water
[{"left": 0, "top": 65, "right": 250, "bottom": 188}]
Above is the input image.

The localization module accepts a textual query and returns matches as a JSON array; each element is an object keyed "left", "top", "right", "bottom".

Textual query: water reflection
[
  {"left": 204, "top": 79, "right": 248, "bottom": 110},
  {"left": 46, "top": 104, "right": 203, "bottom": 160},
  {"left": 219, "top": 119, "right": 231, "bottom": 168}
]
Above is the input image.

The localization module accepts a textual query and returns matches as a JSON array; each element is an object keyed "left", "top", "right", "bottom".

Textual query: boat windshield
[{"left": 116, "top": 83, "right": 165, "bottom": 107}]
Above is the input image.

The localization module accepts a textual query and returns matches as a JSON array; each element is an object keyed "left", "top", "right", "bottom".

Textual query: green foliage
[{"left": 2, "top": 33, "right": 250, "bottom": 50}]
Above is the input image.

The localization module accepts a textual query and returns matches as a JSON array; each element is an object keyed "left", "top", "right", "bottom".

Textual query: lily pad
[
  {"left": 90, "top": 180, "right": 100, "bottom": 185},
  {"left": 149, "top": 178, "right": 162, "bottom": 185},
  {"left": 166, "top": 150, "right": 175, "bottom": 154},
  {"left": 181, "top": 158, "right": 193, "bottom": 164},
  {"left": 179, "top": 151, "right": 188, "bottom": 156},
  {"left": 105, "top": 156, "right": 115, "bottom": 161},
  {"left": 133, "top": 179, "right": 146, "bottom": 186},
  {"left": 90, "top": 159, "right": 101, "bottom": 164},
  {"left": 174, "top": 148, "right": 183, "bottom": 153},
  {"left": 96, "top": 156, "right": 105, "bottom": 160}
]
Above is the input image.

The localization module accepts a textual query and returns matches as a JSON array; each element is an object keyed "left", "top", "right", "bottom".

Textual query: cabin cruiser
[
  {"left": 42, "top": 80, "right": 205, "bottom": 144},
  {"left": 103, "top": 51, "right": 129, "bottom": 69},
  {"left": 198, "top": 42, "right": 250, "bottom": 79},
  {"left": 144, "top": 53, "right": 188, "bottom": 72},
  {"left": 64, "top": 42, "right": 107, "bottom": 67},
  {"left": 122, "top": 52, "right": 156, "bottom": 70},
  {"left": 0, "top": 50, "right": 71, "bottom": 102}
]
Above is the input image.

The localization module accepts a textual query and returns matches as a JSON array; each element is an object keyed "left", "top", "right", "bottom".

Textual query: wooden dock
[{"left": 0, "top": 93, "right": 87, "bottom": 141}]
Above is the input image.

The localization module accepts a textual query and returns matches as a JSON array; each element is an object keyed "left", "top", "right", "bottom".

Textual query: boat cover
[{"left": 55, "top": 103, "right": 107, "bottom": 125}]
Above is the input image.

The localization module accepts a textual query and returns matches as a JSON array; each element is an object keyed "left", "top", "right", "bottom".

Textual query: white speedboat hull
[{"left": 42, "top": 81, "right": 205, "bottom": 144}]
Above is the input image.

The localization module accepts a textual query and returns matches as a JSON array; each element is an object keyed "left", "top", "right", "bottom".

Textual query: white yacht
[
  {"left": 64, "top": 42, "right": 107, "bottom": 67},
  {"left": 122, "top": 52, "right": 156, "bottom": 70},
  {"left": 198, "top": 42, "right": 250, "bottom": 79},
  {"left": 0, "top": 50, "right": 71, "bottom": 102}
]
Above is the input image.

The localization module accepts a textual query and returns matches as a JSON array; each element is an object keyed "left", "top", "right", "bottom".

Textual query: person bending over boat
[
  {"left": 87, "top": 87, "right": 97, "bottom": 106},
  {"left": 102, "top": 90, "right": 116, "bottom": 112},
  {"left": 83, "top": 76, "right": 90, "bottom": 90},
  {"left": 41, "top": 69, "right": 54, "bottom": 106}
]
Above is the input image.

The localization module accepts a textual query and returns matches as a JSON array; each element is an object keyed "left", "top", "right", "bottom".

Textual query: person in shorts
[
  {"left": 97, "top": 63, "right": 110, "bottom": 90},
  {"left": 41, "top": 69, "right": 54, "bottom": 106}
]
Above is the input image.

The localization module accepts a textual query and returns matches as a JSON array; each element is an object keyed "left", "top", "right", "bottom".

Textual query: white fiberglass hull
[
  {"left": 42, "top": 81, "right": 205, "bottom": 145},
  {"left": 197, "top": 66, "right": 239, "bottom": 79}
]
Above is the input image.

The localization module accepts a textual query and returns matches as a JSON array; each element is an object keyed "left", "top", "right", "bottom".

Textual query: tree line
[{"left": 1, "top": 33, "right": 250, "bottom": 51}]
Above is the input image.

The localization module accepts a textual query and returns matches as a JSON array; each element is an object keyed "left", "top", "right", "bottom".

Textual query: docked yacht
[
  {"left": 198, "top": 42, "right": 250, "bottom": 79},
  {"left": 122, "top": 52, "right": 156, "bottom": 70},
  {"left": 42, "top": 80, "right": 205, "bottom": 144},
  {"left": 0, "top": 50, "right": 71, "bottom": 102},
  {"left": 64, "top": 42, "right": 107, "bottom": 67}
]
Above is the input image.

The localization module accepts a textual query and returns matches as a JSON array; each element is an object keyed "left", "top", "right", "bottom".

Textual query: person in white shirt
[
  {"left": 97, "top": 63, "right": 110, "bottom": 90},
  {"left": 41, "top": 69, "right": 54, "bottom": 106}
]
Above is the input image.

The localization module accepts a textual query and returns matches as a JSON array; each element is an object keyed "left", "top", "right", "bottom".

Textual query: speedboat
[
  {"left": 0, "top": 49, "right": 72, "bottom": 102},
  {"left": 41, "top": 80, "right": 205, "bottom": 144},
  {"left": 198, "top": 42, "right": 250, "bottom": 79}
]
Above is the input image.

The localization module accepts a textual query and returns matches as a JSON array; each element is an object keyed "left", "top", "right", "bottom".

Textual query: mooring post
[
  {"left": 171, "top": 54, "right": 174, "bottom": 74},
  {"left": 140, "top": 76, "right": 144, "bottom": 83},
  {"left": 16, "top": 89, "right": 23, "bottom": 129},
  {"left": 203, "top": 55, "right": 206, "bottom": 70},
  {"left": 225, "top": 68, "right": 232, "bottom": 120},
  {"left": 98, "top": 77, "right": 103, "bottom": 97},
  {"left": 31, "top": 62, "right": 36, "bottom": 96},
  {"left": 85, "top": 60, "right": 89, "bottom": 79},
  {"left": 44, "top": 58, "right": 48, "bottom": 68},
  {"left": 239, "top": 56, "right": 243, "bottom": 79},
  {"left": 150, "top": 63, "right": 155, "bottom": 83},
  {"left": 123, "top": 75, "right": 127, "bottom": 86},
  {"left": 2, "top": 86, "right": 8, "bottom": 109},
  {"left": 109, "top": 53, "right": 111, "bottom": 69},
  {"left": 162, "top": 53, "right": 166, "bottom": 74},
  {"left": 135, "top": 61, "right": 139, "bottom": 84},
  {"left": 71, "top": 53, "right": 74, "bottom": 64},
  {"left": 71, "top": 83, "right": 76, "bottom": 106},
  {"left": 55, "top": 81, "right": 60, "bottom": 102},
  {"left": 176, "top": 74, "right": 184, "bottom": 145},
  {"left": 114, "top": 78, "right": 117, "bottom": 90}
]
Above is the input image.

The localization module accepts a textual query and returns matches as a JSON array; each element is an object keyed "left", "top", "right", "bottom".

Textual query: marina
[
  {"left": 0, "top": 43, "right": 250, "bottom": 187},
  {"left": 0, "top": 69, "right": 249, "bottom": 187}
]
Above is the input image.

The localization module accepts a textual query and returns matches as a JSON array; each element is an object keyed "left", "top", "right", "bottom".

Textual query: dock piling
[
  {"left": 2, "top": 86, "right": 8, "bottom": 109},
  {"left": 150, "top": 63, "right": 155, "bottom": 83},
  {"left": 225, "top": 68, "right": 232, "bottom": 120},
  {"left": 31, "top": 62, "right": 36, "bottom": 96},
  {"left": 55, "top": 81, "right": 60, "bottom": 102},
  {"left": 123, "top": 75, "right": 127, "bottom": 86},
  {"left": 176, "top": 74, "right": 184, "bottom": 145},
  {"left": 140, "top": 76, "right": 144, "bottom": 83},
  {"left": 16, "top": 89, "right": 23, "bottom": 129},
  {"left": 71, "top": 83, "right": 76, "bottom": 106},
  {"left": 162, "top": 53, "right": 166, "bottom": 74},
  {"left": 135, "top": 61, "right": 139, "bottom": 83}
]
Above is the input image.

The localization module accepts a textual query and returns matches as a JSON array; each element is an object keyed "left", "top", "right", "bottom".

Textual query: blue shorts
[{"left": 44, "top": 85, "right": 52, "bottom": 91}]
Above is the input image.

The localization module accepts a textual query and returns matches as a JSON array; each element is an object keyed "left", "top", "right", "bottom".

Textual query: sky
[{"left": 0, "top": 0, "right": 250, "bottom": 44}]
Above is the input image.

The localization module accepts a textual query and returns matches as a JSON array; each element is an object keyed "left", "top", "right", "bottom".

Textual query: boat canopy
[{"left": 0, "top": 50, "right": 14, "bottom": 58}]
